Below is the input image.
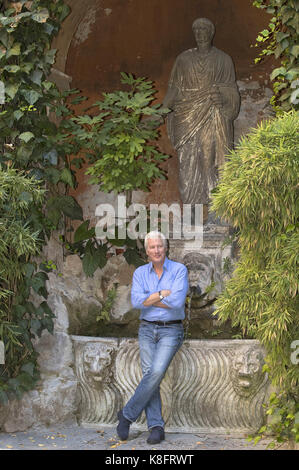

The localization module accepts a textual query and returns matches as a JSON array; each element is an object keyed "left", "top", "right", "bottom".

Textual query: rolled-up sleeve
[
  {"left": 131, "top": 269, "right": 149, "bottom": 309},
  {"left": 161, "top": 265, "right": 189, "bottom": 309}
]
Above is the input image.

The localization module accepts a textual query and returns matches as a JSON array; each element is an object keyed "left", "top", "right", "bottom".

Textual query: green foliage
[
  {"left": 253, "top": 0, "right": 299, "bottom": 112},
  {"left": 0, "top": 0, "right": 79, "bottom": 404},
  {"left": 72, "top": 72, "right": 170, "bottom": 194},
  {"left": 211, "top": 111, "right": 299, "bottom": 445},
  {"left": 0, "top": 1, "right": 167, "bottom": 404},
  {"left": 96, "top": 286, "right": 118, "bottom": 323},
  {"left": 64, "top": 219, "right": 147, "bottom": 278},
  {"left": 0, "top": 0, "right": 83, "bottom": 231},
  {"left": 0, "top": 166, "right": 55, "bottom": 402}
]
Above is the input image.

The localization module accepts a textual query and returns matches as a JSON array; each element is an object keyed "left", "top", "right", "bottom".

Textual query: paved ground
[{"left": 0, "top": 422, "right": 274, "bottom": 451}]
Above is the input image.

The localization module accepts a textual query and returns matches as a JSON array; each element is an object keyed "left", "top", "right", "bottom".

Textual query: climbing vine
[
  {"left": 0, "top": 0, "right": 81, "bottom": 404},
  {"left": 0, "top": 1, "right": 169, "bottom": 404},
  {"left": 253, "top": 0, "right": 299, "bottom": 112}
]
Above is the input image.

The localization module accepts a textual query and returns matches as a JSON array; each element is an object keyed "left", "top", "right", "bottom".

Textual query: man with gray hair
[{"left": 116, "top": 231, "right": 188, "bottom": 444}]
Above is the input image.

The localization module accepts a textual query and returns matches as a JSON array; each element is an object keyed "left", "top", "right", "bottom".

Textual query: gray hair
[
  {"left": 192, "top": 18, "right": 215, "bottom": 36},
  {"left": 144, "top": 231, "right": 167, "bottom": 250}
]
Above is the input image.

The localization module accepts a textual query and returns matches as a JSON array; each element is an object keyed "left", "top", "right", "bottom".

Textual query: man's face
[
  {"left": 193, "top": 24, "right": 213, "bottom": 46},
  {"left": 146, "top": 238, "right": 166, "bottom": 265}
]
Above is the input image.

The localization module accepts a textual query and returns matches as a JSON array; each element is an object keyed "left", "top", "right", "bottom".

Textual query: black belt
[{"left": 142, "top": 319, "right": 182, "bottom": 326}]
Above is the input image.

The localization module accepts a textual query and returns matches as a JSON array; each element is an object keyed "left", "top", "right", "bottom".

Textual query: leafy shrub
[
  {"left": 211, "top": 111, "right": 299, "bottom": 445},
  {"left": 73, "top": 72, "right": 170, "bottom": 195},
  {"left": 0, "top": 166, "right": 55, "bottom": 403}
]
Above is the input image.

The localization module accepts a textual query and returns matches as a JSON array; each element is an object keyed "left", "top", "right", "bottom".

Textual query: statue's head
[
  {"left": 231, "top": 345, "right": 265, "bottom": 397},
  {"left": 192, "top": 18, "right": 215, "bottom": 45},
  {"left": 82, "top": 342, "right": 114, "bottom": 386}
]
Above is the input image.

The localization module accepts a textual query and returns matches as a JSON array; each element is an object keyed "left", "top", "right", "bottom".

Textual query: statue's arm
[
  {"left": 217, "top": 56, "right": 240, "bottom": 120},
  {"left": 163, "top": 57, "right": 181, "bottom": 109},
  {"left": 219, "top": 84, "right": 240, "bottom": 121}
]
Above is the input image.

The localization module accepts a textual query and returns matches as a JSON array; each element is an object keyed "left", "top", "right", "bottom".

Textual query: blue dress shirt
[{"left": 131, "top": 257, "right": 189, "bottom": 322}]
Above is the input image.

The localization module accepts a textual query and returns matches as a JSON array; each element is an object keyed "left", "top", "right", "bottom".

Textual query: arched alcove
[{"left": 53, "top": 0, "right": 274, "bottom": 207}]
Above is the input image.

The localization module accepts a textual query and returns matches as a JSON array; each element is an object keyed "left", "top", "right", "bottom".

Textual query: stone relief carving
[
  {"left": 231, "top": 344, "right": 266, "bottom": 398},
  {"left": 183, "top": 252, "right": 222, "bottom": 296},
  {"left": 72, "top": 337, "right": 270, "bottom": 434},
  {"left": 73, "top": 337, "right": 121, "bottom": 425}
]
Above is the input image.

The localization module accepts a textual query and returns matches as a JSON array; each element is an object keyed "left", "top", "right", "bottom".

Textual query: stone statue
[{"left": 164, "top": 18, "right": 240, "bottom": 206}]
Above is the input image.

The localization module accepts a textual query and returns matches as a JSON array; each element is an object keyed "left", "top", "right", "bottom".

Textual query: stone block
[{"left": 72, "top": 336, "right": 270, "bottom": 435}]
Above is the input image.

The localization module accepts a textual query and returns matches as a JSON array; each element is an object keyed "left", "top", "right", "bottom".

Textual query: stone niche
[{"left": 72, "top": 336, "right": 270, "bottom": 435}]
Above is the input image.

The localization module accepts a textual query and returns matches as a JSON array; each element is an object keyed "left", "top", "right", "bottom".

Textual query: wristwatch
[{"left": 159, "top": 291, "right": 164, "bottom": 300}]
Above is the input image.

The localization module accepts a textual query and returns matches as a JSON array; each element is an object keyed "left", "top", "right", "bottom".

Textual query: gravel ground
[{"left": 0, "top": 423, "right": 274, "bottom": 451}]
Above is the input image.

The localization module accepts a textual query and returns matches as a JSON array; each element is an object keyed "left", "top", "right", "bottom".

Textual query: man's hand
[
  {"left": 160, "top": 289, "right": 171, "bottom": 298},
  {"left": 142, "top": 290, "right": 171, "bottom": 307}
]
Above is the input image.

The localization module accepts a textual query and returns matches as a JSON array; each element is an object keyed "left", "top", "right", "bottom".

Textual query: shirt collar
[{"left": 149, "top": 256, "right": 169, "bottom": 272}]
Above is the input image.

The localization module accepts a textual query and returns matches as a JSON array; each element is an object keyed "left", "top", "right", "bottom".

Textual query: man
[
  {"left": 116, "top": 231, "right": 188, "bottom": 444},
  {"left": 164, "top": 18, "right": 240, "bottom": 207}
]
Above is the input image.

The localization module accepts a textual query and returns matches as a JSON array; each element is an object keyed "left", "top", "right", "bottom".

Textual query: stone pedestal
[
  {"left": 169, "top": 223, "right": 237, "bottom": 338},
  {"left": 72, "top": 336, "right": 270, "bottom": 435}
]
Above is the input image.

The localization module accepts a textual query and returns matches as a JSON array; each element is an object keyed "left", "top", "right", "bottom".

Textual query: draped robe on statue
[{"left": 164, "top": 47, "right": 240, "bottom": 205}]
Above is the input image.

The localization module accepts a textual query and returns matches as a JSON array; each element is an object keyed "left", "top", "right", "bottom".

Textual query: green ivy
[
  {"left": 253, "top": 0, "right": 299, "bottom": 112},
  {"left": 0, "top": 1, "right": 169, "bottom": 404}
]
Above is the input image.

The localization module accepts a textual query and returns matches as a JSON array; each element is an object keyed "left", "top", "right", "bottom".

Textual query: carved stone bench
[{"left": 72, "top": 336, "right": 270, "bottom": 435}]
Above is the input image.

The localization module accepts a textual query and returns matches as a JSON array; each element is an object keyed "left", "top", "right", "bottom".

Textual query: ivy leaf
[
  {"left": 32, "top": 8, "right": 49, "bottom": 23},
  {"left": 30, "top": 271, "right": 49, "bottom": 297},
  {"left": 82, "top": 243, "right": 107, "bottom": 277},
  {"left": 270, "top": 67, "right": 287, "bottom": 80},
  {"left": 59, "top": 195, "right": 83, "bottom": 220},
  {"left": 30, "top": 69, "right": 43, "bottom": 86},
  {"left": 47, "top": 195, "right": 83, "bottom": 221},
  {"left": 5, "top": 83, "right": 19, "bottom": 99},
  {"left": 19, "top": 131, "right": 34, "bottom": 143},
  {"left": 74, "top": 220, "right": 95, "bottom": 243},
  {"left": 44, "top": 167, "right": 60, "bottom": 184},
  {"left": 21, "top": 89, "right": 41, "bottom": 105},
  {"left": 6, "top": 42, "right": 21, "bottom": 58},
  {"left": 59, "top": 168, "right": 75, "bottom": 188},
  {"left": 44, "top": 49, "right": 56, "bottom": 64},
  {"left": 291, "top": 45, "right": 299, "bottom": 58},
  {"left": 123, "top": 248, "right": 146, "bottom": 267},
  {"left": 3, "top": 65, "right": 20, "bottom": 73}
]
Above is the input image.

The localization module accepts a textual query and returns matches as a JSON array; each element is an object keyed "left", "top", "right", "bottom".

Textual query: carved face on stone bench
[
  {"left": 82, "top": 342, "right": 114, "bottom": 386},
  {"left": 231, "top": 345, "right": 265, "bottom": 397}
]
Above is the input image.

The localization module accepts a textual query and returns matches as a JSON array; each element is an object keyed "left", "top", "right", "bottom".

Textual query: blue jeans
[{"left": 123, "top": 320, "right": 184, "bottom": 429}]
